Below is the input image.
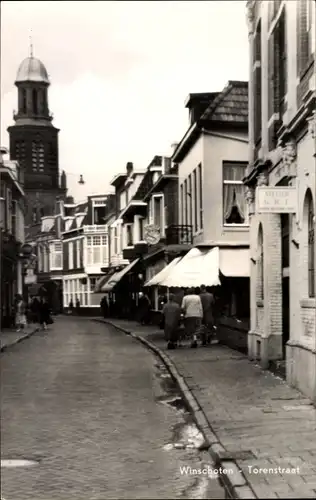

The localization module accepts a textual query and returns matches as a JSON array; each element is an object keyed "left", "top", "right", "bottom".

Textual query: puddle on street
[{"left": 154, "top": 362, "right": 225, "bottom": 499}]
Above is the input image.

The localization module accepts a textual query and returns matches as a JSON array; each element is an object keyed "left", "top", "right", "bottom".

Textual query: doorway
[{"left": 281, "top": 214, "right": 290, "bottom": 358}]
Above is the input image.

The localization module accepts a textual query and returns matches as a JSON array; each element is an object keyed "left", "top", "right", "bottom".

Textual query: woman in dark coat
[{"left": 39, "top": 297, "right": 51, "bottom": 330}]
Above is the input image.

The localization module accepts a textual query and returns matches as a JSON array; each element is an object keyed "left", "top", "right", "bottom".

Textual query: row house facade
[
  {"left": 25, "top": 193, "right": 115, "bottom": 314},
  {"left": 95, "top": 157, "right": 192, "bottom": 317},
  {"left": 245, "top": 0, "right": 316, "bottom": 401},
  {"left": 62, "top": 194, "right": 115, "bottom": 313},
  {"left": 170, "top": 82, "right": 251, "bottom": 348},
  {"left": 0, "top": 147, "right": 26, "bottom": 327}
]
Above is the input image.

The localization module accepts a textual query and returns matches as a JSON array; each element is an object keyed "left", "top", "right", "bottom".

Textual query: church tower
[{"left": 8, "top": 48, "right": 67, "bottom": 227}]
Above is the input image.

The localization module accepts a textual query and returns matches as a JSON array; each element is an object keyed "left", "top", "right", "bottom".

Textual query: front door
[
  {"left": 282, "top": 277, "right": 290, "bottom": 357},
  {"left": 281, "top": 214, "right": 290, "bottom": 358}
]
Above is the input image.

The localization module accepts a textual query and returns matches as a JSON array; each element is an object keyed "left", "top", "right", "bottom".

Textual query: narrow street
[{"left": 1, "top": 317, "right": 224, "bottom": 500}]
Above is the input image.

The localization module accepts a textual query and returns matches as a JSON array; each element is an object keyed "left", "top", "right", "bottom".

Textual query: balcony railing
[
  {"left": 165, "top": 225, "right": 193, "bottom": 245},
  {"left": 83, "top": 225, "right": 107, "bottom": 233}
]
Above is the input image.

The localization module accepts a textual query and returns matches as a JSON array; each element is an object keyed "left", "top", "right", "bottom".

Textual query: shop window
[
  {"left": 306, "top": 190, "right": 315, "bottom": 298},
  {"left": 223, "top": 162, "right": 248, "bottom": 225}
]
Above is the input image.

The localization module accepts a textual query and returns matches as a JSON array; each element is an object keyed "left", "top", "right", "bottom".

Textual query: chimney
[
  {"left": 126, "top": 162, "right": 133, "bottom": 176},
  {"left": 171, "top": 143, "right": 179, "bottom": 154}
]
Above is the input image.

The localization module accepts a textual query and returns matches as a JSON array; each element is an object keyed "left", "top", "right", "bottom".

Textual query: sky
[{"left": 1, "top": 0, "right": 249, "bottom": 202}]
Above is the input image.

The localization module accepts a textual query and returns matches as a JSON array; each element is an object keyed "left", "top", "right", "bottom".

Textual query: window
[
  {"left": 38, "top": 245, "right": 43, "bottom": 272},
  {"left": 76, "top": 240, "right": 81, "bottom": 268},
  {"left": 198, "top": 164, "right": 203, "bottom": 229},
  {"left": 0, "top": 182, "right": 5, "bottom": 229},
  {"left": 268, "top": 10, "right": 287, "bottom": 122},
  {"left": 253, "top": 22, "right": 262, "bottom": 144},
  {"left": 126, "top": 224, "right": 133, "bottom": 246},
  {"left": 86, "top": 235, "right": 108, "bottom": 265},
  {"left": 297, "top": 0, "right": 313, "bottom": 76},
  {"left": 21, "top": 89, "right": 27, "bottom": 113},
  {"left": 153, "top": 195, "right": 163, "bottom": 228},
  {"left": 188, "top": 174, "right": 192, "bottom": 226},
  {"left": 51, "top": 242, "right": 62, "bottom": 269},
  {"left": 277, "top": 10, "right": 287, "bottom": 108},
  {"left": 114, "top": 227, "right": 118, "bottom": 254},
  {"left": 6, "top": 188, "right": 12, "bottom": 233},
  {"left": 69, "top": 242, "right": 74, "bottom": 269},
  {"left": 139, "top": 218, "right": 144, "bottom": 241},
  {"left": 281, "top": 214, "right": 290, "bottom": 269},
  {"left": 90, "top": 277, "right": 97, "bottom": 292},
  {"left": 32, "top": 89, "right": 38, "bottom": 114},
  {"left": 257, "top": 224, "right": 264, "bottom": 301},
  {"left": 93, "top": 205, "right": 106, "bottom": 224},
  {"left": 184, "top": 180, "right": 188, "bottom": 226},
  {"left": 307, "top": 191, "right": 315, "bottom": 298},
  {"left": 223, "top": 162, "right": 248, "bottom": 225},
  {"left": 32, "top": 141, "right": 45, "bottom": 172},
  {"left": 193, "top": 169, "right": 198, "bottom": 232},
  {"left": 11, "top": 200, "right": 17, "bottom": 238},
  {"left": 180, "top": 184, "right": 184, "bottom": 226}
]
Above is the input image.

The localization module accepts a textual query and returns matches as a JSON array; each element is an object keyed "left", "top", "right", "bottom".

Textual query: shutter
[
  {"left": 297, "top": 0, "right": 309, "bottom": 76},
  {"left": 268, "top": 34, "right": 275, "bottom": 119}
]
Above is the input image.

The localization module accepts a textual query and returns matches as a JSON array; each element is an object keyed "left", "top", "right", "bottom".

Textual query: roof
[
  {"left": 184, "top": 92, "right": 219, "bottom": 108},
  {"left": 172, "top": 81, "right": 248, "bottom": 163},
  {"left": 201, "top": 81, "right": 248, "bottom": 123},
  {"left": 16, "top": 56, "right": 50, "bottom": 84}
]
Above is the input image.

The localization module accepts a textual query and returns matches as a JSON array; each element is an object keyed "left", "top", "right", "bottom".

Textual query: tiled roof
[{"left": 202, "top": 81, "right": 248, "bottom": 124}]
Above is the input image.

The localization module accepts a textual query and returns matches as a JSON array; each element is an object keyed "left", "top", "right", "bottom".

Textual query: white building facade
[{"left": 245, "top": 0, "right": 316, "bottom": 401}]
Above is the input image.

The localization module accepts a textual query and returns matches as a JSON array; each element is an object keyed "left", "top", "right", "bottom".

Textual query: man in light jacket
[{"left": 181, "top": 287, "right": 203, "bottom": 348}]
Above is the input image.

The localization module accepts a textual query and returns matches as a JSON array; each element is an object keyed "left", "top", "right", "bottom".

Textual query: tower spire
[{"left": 29, "top": 29, "right": 33, "bottom": 57}]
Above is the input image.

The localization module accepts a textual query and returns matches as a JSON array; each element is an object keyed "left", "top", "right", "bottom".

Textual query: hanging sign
[
  {"left": 143, "top": 224, "right": 160, "bottom": 245},
  {"left": 256, "top": 187, "right": 297, "bottom": 213}
]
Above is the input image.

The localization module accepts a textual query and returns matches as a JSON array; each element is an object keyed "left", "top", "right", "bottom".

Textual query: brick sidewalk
[
  {"left": 0, "top": 324, "right": 40, "bottom": 351},
  {"left": 96, "top": 318, "right": 316, "bottom": 499}
]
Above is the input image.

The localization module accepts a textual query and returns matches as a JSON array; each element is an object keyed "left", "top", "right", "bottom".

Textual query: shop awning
[
  {"left": 219, "top": 248, "right": 250, "bottom": 277},
  {"left": 102, "top": 258, "right": 140, "bottom": 292},
  {"left": 159, "top": 247, "right": 221, "bottom": 288},
  {"left": 144, "top": 257, "right": 183, "bottom": 287},
  {"left": 94, "top": 273, "right": 114, "bottom": 293}
]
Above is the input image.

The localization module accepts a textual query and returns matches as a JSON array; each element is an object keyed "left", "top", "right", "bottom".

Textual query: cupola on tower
[{"left": 7, "top": 48, "right": 67, "bottom": 227}]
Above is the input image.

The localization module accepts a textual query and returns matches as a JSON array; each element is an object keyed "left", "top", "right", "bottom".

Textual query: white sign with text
[{"left": 256, "top": 187, "right": 297, "bottom": 213}]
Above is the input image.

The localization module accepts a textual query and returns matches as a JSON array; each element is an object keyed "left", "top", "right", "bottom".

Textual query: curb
[
  {"left": 1, "top": 327, "right": 40, "bottom": 353},
  {"left": 93, "top": 318, "right": 257, "bottom": 499}
]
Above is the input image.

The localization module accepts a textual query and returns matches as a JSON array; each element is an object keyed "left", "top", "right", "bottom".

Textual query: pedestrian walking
[
  {"left": 138, "top": 291, "right": 151, "bottom": 325},
  {"left": 15, "top": 294, "right": 27, "bottom": 333},
  {"left": 30, "top": 296, "right": 40, "bottom": 324},
  {"left": 39, "top": 297, "right": 51, "bottom": 330},
  {"left": 162, "top": 293, "right": 181, "bottom": 349},
  {"left": 199, "top": 284, "right": 215, "bottom": 345},
  {"left": 181, "top": 287, "right": 203, "bottom": 348},
  {"left": 75, "top": 297, "right": 81, "bottom": 316},
  {"left": 68, "top": 299, "right": 74, "bottom": 315}
]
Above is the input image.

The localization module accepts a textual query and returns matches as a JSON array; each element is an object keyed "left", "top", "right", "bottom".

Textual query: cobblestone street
[{"left": 0, "top": 317, "right": 224, "bottom": 500}]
